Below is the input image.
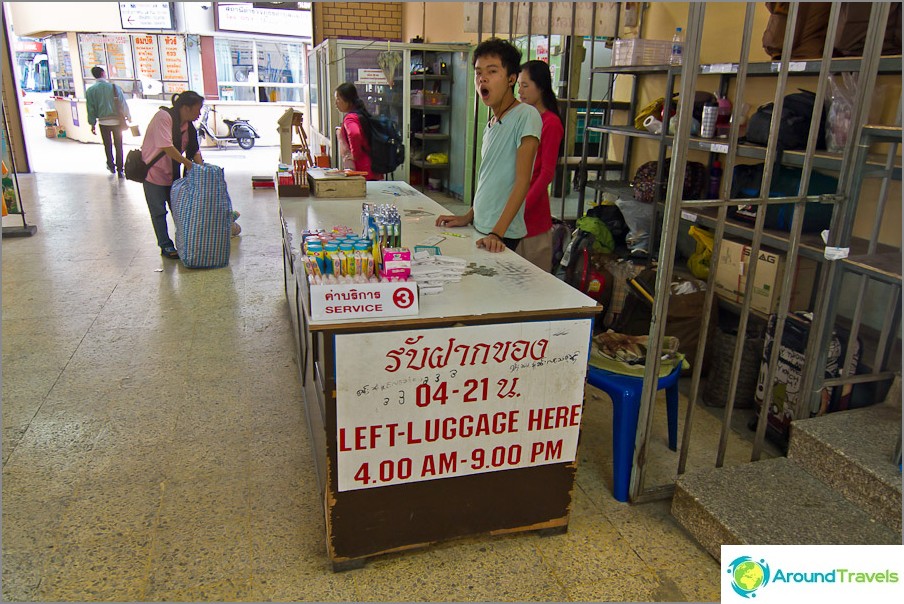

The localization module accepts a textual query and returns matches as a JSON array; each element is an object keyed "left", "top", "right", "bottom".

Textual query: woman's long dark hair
[
  {"left": 335, "top": 82, "right": 372, "bottom": 140},
  {"left": 521, "top": 60, "right": 561, "bottom": 125}
]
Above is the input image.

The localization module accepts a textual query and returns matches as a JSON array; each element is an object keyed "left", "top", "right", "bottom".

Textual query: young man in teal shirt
[
  {"left": 86, "top": 66, "right": 131, "bottom": 177},
  {"left": 436, "top": 38, "right": 541, "bottom": 252}
]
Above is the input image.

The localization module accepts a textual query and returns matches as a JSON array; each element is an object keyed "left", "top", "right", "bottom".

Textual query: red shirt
[
  {"left": 523, "top": 110, "right": 564, "bottom": 237},
  {"left": 341, "top": 113, "right": 383, "bottom": 181}
]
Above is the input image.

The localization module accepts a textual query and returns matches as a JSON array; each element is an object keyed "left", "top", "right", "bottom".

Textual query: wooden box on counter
[{"left": 307, "top": 168, "right": 366, "bottom": 198}]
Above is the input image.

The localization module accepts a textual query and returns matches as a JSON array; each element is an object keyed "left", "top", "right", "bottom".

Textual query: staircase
[{"left": 671, "top": 380, "right": 902, "bottom": 561}]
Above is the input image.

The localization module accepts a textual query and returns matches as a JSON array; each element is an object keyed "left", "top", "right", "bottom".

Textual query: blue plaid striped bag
[{"left": 171, "top": 163, "right": 233, "bottom": 269}]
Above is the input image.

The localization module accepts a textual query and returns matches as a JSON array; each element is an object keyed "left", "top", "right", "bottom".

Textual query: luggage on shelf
[
  {"left": 171, "top": 163, "right": 234, "bottom": 269},
  {"left": 752, "top": 311, "right": 861, "bottom": 448}
]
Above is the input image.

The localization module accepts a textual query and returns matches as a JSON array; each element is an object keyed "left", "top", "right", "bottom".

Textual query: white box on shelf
[{"left": 612, "top": 38, "right": 672, "bottom": 66}]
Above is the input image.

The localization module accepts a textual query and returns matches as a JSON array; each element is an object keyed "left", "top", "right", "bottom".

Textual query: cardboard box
[
  {"left": 44, "top": 126, "right": 59, "bottom": 138},
  {"left": 713, "top": 238, "right": 817, "bottom": 314},
  {"left": 307, "top": 168, "right": 366, "bottom": 198}
]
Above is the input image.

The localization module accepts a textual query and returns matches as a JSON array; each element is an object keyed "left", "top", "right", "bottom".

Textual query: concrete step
[
  {"left": 672, "top": 456, "right": 900, "bottom": 562},
  {"left": 788, "top": 404, "right": 902, "bottom": 532}
]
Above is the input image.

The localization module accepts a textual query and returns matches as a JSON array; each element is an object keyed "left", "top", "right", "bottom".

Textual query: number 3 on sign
[{"left": 392, "top": 288, "right": 414, "bottom": 309}]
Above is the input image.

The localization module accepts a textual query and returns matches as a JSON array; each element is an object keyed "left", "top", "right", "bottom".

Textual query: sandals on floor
[{"left": 161, "top": 247, "right": 180, "bottom": 259}]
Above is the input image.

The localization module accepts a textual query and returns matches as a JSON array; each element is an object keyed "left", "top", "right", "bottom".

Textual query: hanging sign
[
  {"left": 78, "top": 34, "right": 107, "bottom": 76},
  {"left": 215, "top": 3, "right": 313, "bottom": 38},
  {"left": 160, "top": 35, "right": 186, "bottom": 81},
  {"left": 119, "top": 3, "right": 174, "bottom": 30},
  {"left": 334, "top": 319, "right": 591, "bottom": 492},
  {"left": 356, "top": 69, "right": 390, "bottom": 86},
  {"left": 133, "top": 35, "right": 161, "bottom": 79}
]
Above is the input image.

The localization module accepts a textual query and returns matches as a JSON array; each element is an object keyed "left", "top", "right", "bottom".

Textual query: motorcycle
[{"left": 197, "top": 105, "right": 260, "bottom": 150}]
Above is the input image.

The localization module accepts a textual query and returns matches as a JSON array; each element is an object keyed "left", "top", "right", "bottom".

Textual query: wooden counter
[{"left": 279, "top": 181, "right": 601, "bottom": 570}]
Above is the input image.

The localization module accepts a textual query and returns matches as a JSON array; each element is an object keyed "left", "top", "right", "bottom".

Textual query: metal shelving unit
[
  {"left": 410, "top": 48, "right": 454, "bottom": 194},
  {"left": 589, "top": 2, "right": 902, "bottom": 503}
]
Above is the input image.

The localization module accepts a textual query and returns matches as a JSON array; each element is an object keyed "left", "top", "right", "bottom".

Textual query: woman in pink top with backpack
[
  {"left": 516, "top": 60, "right": 564, "bottom": 272},
  {"left": 334, "top": 83, "right": 383, "bottom": 181}
]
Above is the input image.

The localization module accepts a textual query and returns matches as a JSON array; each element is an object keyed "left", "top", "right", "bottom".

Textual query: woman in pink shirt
[
  {"left": 334, "top": 83, "right": 383, "bottom": 181},
  {"left": 516, "top": 60, "right": 564, "bottom": 272},
  {"left": 140, "top": 91, "right": 204, "bottom": 259}
]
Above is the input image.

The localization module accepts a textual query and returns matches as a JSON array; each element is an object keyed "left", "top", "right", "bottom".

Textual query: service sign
[
  {"left": 335, "top": 319, "right": 592, "bottom": 491},
  {"left": 309, "top": 282, "right": 418, "bottom": 321},
  {"left": 119, "top": 2, "right": 174, "bottom": 30}
]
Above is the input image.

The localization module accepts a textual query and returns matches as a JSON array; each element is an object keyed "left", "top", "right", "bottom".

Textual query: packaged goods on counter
[
  {"left": 298, "top": 221, "right": 420, "bottom": 320},
  {"left": 407, "top": 251, "right": 468, "bottom": 294},
  {"left": 381, "top": 247, "right": 412, "bottom": 281}
]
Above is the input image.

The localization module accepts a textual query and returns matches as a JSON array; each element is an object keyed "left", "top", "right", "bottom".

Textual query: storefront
[{"left": 6, "top": 2, "right": 312, "bottom": 147}]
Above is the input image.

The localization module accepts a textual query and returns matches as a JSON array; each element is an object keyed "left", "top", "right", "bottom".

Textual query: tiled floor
[{"left": 2, "top": 121, "right": 723, "bottom": 601}]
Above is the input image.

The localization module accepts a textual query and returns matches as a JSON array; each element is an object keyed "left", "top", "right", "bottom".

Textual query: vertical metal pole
[
  {"left": 571, "top": 1, "right": 599, "bottom": 221},
  {"left": 678, "top": 1, "right": 758, "bottom": 475},
  {"left": 797, "top": 2, "right": 890, "bottom": 423},
  {"left": 631, "top": 1, "right": 706, "bottom": 501},
  {"left": 469, "top": 4, "right": 485, "bottom": 206},
  {"left": 750, "top": 1, "right": 841, "bottom": 461}
]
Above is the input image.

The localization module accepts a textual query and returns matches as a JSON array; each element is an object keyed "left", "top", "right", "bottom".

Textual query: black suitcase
[{"left": 752, "top": 312, "right": 860, "bottom": 448}]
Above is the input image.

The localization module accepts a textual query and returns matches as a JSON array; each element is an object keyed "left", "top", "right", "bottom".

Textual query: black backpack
[
  {"left": 367, "top": 115, "right": 405, "bottom": 175},
  {"left": 745, "top": 89, "right": 826, "bottom": 151}
]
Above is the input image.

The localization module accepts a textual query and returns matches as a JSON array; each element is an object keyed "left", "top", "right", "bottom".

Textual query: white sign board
[
  {"left": 357, "top": 69, "right": 390, "bottom": 87},
  {"left": 119, "top": 2, "right": 174, "bottom": 30},
  {"left": 133, "top": 34, "right": 161, "bottom": 79},
  {"left": 160, "top": 35, "right": 186, "bottom": 80},
  {"left": 335, "top": 319, "right": 592, "bottom": 491},
  {"left": 216, "top": 3, "right": 313, "bottom": 38},
  {"left": 309, "top": 282, "right": 418, "bottom": 321}
]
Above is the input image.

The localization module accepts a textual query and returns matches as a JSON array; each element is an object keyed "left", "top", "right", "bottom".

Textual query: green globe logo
[{"left": 727, "top": 556, "right": 771, "bottom": 598}]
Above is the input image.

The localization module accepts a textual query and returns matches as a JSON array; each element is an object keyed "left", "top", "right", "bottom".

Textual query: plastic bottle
[
  {"left": 716, "top": 95, "right": 732, "bottom": 137},
  {"left": 669, "top": 27, "right": 683, "bottom": 66},
  {"left": 708, "top": 159, "right": 723, "bottom": 199}
]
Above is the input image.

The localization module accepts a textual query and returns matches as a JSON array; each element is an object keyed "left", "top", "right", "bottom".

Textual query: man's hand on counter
[
  {"left": 476, "top": 233, "right": 507, "bottom": 253},
  {"left": 435, "top": 214, "right": 471, "bottom": 228}
]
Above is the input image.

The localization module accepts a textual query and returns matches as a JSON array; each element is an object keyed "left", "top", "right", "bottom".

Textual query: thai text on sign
[
  {"left": 161, "top": 35, "right": 186, "bottom": 81},
  {"left": 335, "top": 319, "right": 592, "bottom": 491}
]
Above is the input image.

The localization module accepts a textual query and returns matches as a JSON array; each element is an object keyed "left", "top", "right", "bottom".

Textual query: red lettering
[
  {"left": 527, "top": 406, "right": 580, "bottom": 431},
  {"left": 569, "top": 404, "right": 582, "bottom": 426},
  {"left": 369, "top": 424, "right": 381, "bottom": 449},
  {"left": 555, "top": 405, "right": 569, "bottom": 428},
  {"left": 354, "top": 426, "right": 366, "bottom": 450},
  {"left": 491, "top": 411, "right": 508, "bottom": 433},
  {"left": 474, "top": 413, "right": 490, "bottom": 436},
  {"left": 338, "top": 428, "right": 351, "bottom": 451},
  {"left": 385, "top": 422, "right": 398, "bottom": 447},
  {"left": 406, "top": 421, "right": 421, "bottom": 444}
]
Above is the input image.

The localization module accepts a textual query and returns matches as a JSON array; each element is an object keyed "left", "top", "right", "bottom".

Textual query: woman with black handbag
[{"left": 139, "top": 91, "right": 204, "bottom": 259}]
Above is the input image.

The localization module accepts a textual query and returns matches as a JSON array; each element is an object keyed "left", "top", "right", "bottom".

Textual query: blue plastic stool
[{"left": 586, "top": 363, "right": 681, "bottom": 502}]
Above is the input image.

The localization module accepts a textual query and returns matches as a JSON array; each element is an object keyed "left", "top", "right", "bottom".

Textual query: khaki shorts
[{"left": 516, "top": 229, "right": 553, "bottom": 272}]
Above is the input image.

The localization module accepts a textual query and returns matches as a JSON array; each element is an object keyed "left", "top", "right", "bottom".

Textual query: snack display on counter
[{"left": 299, "top": 222, "right": 414, "bottom": 286}]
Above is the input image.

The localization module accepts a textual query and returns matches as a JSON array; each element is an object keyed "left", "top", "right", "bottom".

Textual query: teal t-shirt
[{"left": 473, "top": 102, "right": 542, "bottom": 239}]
